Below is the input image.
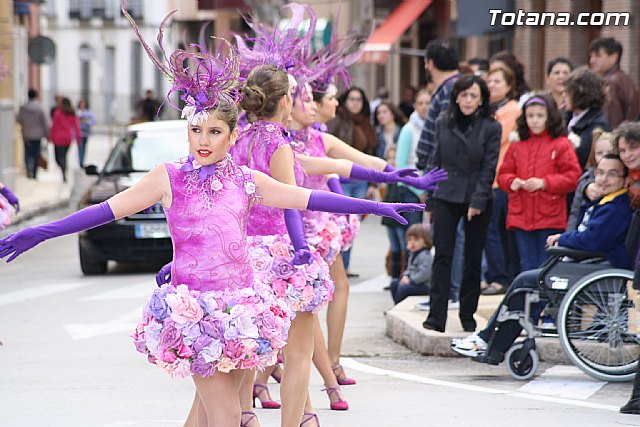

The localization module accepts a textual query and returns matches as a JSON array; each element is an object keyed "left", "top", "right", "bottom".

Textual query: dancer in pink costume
[{"left": 230, "top": 5, "right": 445, "bottom": 425}]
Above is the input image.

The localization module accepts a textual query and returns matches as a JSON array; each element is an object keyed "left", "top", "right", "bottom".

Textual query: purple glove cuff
[
  {"left": 0, "top": 186, "right": 19, "bottom": 211},
  {"left": 307, "top": 190, "right": 381, "bottom": 216},
  {"left": 384, "top": 164, "right": 395, "bottom": 172},
  {"left": 39, "top": 202, "right": 115, "bottom": 238},
  {"left": 349, "top": 164, "right": 389, "bottom": 183},
  {"left": 326, "top": 177, "right": 345, "bottom": 195}
]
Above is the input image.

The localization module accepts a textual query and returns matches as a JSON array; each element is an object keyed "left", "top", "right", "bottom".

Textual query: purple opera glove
[
  {"left": 327, "top": 177, "right": 345, "bottom": 195},
  {"left": 284, "top": 209, "right": 313, "bottom": 265},
  {"left": 307, "top": 190, "right": 425, "bottom": 226},
  {"left": 0, "top": 185, "right": 20, "bottom": 212},
  {"left": 349, "top": 163, "right": 418, "bottom": 184},
  {"left": 398, "top": 167, "right": 449, "bottom": 191},
  {"left": 383, "top": 164, "right": 395, "bottom": 172},
  {"left": 0, "top": 202, "right": 115, "bottom": 262},
  {"left": 339, "top": 176, "right": 352, "bottom": 184},
  {"left": 156, "top": 262, "right": 172, "bottom": 286}
]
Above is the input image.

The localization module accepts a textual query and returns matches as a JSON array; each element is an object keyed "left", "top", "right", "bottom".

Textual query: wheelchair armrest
[{"left": 545, "top": 245, "right": 606, "bottom": 261}]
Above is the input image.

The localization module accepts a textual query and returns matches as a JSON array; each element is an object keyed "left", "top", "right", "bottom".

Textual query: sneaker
[
  {"left": 450, "top": 333, "right": 487, "bottom": 358},
  {"left": 415, "top": 298, "right": 458, "bottom": 311},
  {"left": 540, "top": 316, "right": 556, "bottom": 331},
  {"left": 415, "top": 298, "right": 430, "bottom": 311}
]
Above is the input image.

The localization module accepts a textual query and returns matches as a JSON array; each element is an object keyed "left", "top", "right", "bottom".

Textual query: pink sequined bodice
[
  {"left": 231, "top": 120, "right": 305, "bottom": 236},
  {"left": 292, "top": 127, "right": 329, "bottom": 192},
  {"left": 163, "top": 156, "right": 259, "bottom": 292}
]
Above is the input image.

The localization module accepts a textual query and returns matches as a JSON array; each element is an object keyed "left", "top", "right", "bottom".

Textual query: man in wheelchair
[{"left": 451, "top": 153, "right": 633, "bottom": 366}]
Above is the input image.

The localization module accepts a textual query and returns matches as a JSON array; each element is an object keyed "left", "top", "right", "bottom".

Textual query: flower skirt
[
  {"left": 247, "top": 234, "right": 334, "bottom": 313},
  {"left": 303, "top": 212, "right": 360, "bottom": 265},
  {"left": 132, "top": 281, "right": 292, "bottom": 378}
]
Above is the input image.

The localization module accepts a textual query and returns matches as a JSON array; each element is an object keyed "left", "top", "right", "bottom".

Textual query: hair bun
[{"left": 240, "top": 85, "right": 267, "bottom": 113}]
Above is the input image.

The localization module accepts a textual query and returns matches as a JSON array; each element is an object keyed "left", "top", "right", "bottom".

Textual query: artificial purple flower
[
  {"left": 272, "top": 256, "right": 295, "bottom": 279},
  {"left": 191, "top": 355, "right": 215, "bottom": 377},
  {"left": 148, "top": 288, "right": 170, "bottom": 321},
  {"left": 159, "top": 324, "right": 183, "bottom": 349},
  {"left": 179, "top": 155, "right": 218, "bottom": 182}
]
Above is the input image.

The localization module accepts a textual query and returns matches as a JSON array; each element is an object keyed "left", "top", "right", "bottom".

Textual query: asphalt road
[{"left": 0, "top": 203, "right": 637, "bottom": 427}]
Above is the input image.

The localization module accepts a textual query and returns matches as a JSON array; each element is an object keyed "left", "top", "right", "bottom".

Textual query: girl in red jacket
[
  {"left": 49, "top": 97, "right": 82, "bottom": 183},
  {"left": 498, "top": 94, "right": 582, "bottom": 270}
]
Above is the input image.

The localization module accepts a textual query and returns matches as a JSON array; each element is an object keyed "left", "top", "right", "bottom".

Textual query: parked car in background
[{"left": 78, "top": 120, "right": 187, "bottom": 274}]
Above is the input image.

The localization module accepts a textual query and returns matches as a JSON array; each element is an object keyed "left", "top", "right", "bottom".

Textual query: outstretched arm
[
  {"left": 0, "top": 165, "right": 168, "bottom": 262},
  {"left": 253, "top": 171, "right": 424, "bottom": 225},
  {"left": 0, "top": 183, "right": 20, "bottom": 212},
  {"left": 322, "top": 132, "right": 387, "bottom": 171}
]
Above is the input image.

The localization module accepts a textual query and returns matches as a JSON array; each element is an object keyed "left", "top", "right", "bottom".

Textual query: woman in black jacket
[
  {"left": 423, "top": 74, "right": 501, "bottom": 333},
  {"left": 564, "top": 67, "right": 611, "bottom": 169}
]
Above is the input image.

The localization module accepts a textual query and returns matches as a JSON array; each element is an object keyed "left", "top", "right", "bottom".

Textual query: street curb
[
  {"left": 385, "top": 296, "right": 570, "bottom": 364},
  {"left": 9, "top": 198, "right": 71, "bottom": 229}
]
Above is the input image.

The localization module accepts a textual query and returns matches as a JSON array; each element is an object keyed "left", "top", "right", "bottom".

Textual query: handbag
[{"left": 37, "top": 142, "right": 49, "bottom": 169}]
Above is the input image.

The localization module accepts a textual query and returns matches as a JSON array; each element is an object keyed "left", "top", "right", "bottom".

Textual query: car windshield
[{"left": 103, "top": 129, "right": 188, "bottom": 174}]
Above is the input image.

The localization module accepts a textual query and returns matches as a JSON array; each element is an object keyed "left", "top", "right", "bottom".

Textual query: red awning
[{"left": 362, "top": 0, "right": 432, "bottom": 64}]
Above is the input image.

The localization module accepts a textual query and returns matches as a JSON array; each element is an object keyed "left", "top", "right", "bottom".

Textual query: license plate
[{"left": 135, "top": 223, "right": 170, "bottom": 239}]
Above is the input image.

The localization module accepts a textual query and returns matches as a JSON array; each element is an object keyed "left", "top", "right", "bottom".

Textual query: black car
[{"left": 78, "top": 120, "right": 188, "bottom": 274}]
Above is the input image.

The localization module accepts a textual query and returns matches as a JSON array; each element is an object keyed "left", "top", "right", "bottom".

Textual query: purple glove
[
  {"left": 327, "top": 177, "right": 345, "bottom": 195},
  {"left": 307, "top": 191, "right": 424, "bottom": 226},
  {"left": 339, "top": 176, "right": 352, "bottom": 184},
  {"left": 349, "top": 164, "right": 418, "bottom": 184},
  {"left": 284, "top": 209, "right": 313, "bottom": 265},
  {"left": 0, "top": 185, "right": 19, "bottom": 212},
  {"left": 398, "top": 167, "right": 449, "bottom": 191},
  {"left": 383, "top": 164, "right": 395, "bottom": 172},
  {"left": 0, "top": 202, "right": 115, "bottom": 262},
  {"left": 156, "top": 262, "right": 172, "bottom": 286}
]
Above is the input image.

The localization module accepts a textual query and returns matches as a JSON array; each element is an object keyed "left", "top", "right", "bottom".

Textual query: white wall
[{"left": 40, "top": 0, "right": 176, "bottom": 125}]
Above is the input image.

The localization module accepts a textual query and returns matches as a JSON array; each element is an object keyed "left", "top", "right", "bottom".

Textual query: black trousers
[
  {"left": 426, "top": 198, "right": 492, "bottom": 330},
  {"left": 54, "top": 145, "right": 70, "bottom": 181}
]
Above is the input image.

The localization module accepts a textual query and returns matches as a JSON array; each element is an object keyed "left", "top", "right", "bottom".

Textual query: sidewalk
[
  {"left": 5, "top": 132, "right": 117, "bottom": 229},
  {"left": 385, "top": 293, "right": 569, "bottom": 363}
]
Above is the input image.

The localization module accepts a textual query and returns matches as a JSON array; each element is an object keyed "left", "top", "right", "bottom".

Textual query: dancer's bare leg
[
  {"left": 281, "top": 311, "right": 314, "bottom": 427},
  {"left": 183, "top": 392, "right": 199, "bottom": 427},
  {"left": 327, "top": 254, "right": 349, "bottom": 367},
  {"left": 192, "top": 369, "right": 246, "bottom": 427},
  {"left": 239, "top": 370, "right": 261, "bottom": 426},
  {"left": 312, "top": 314, "right": 346, "bottom": 404}
]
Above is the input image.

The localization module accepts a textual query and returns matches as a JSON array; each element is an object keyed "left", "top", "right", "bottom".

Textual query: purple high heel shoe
[
  {"left": 332, "top": 364, "right": 356, "bottom": 386},
  {"left": 323, "top": 386, "right": 349, "bottom": 410}
]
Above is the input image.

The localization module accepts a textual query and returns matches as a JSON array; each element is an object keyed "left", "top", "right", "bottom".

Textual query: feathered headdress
[
  {"left": 307, "top": 10, "right": 368, "bottom": 94},
  {"left": 233, "top": 3, "right": 323, "bottom": 91},
  {"left": 121, "top": 0, "right": 243, "bottom": 125}
]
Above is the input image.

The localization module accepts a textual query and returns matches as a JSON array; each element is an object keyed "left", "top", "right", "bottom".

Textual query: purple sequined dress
[
  {"left": 292, "top": 127, "right": 360, "bottom": 263},
  {"left": 132, "top": 155, "right": 291, "bottom": 378},
  {"left": 231, "top": 120, "right": 334, "bottom": 313}
]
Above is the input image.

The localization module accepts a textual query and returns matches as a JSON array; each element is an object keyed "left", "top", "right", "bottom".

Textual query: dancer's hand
[
  {"left": 400, "top": 167, "right": 448, "bottom": 191},
  {"left": 0, "top": 228, "right": 47, "bottom": 262},
  {"left": 292, "top": 248, "right": 313, "bottom": 266},
  {"left": 375, "top": 202, "right": 425, "bottom": 225},
  {"left": 156, "top": 262, "right": 172, "bottom": 286},
  {"left": 0, "top": 186, "right": 20, "bottom": 212}
]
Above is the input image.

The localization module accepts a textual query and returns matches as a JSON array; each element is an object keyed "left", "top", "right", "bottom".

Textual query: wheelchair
[{"left": 495, "top": 214, "right": 640, "bottom": 382}]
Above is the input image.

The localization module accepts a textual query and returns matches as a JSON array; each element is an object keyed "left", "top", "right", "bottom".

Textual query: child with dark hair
[
  {"left": 498, "top": 94, "right": 582, "bottom": 271},
  {"left": 390, "top": 224, "right": 433, "bottom": 304}
]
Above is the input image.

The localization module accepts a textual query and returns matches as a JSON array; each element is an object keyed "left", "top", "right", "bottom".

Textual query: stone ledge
[{"left": 385, "top": 296, "right": 570, "bottom": 364}]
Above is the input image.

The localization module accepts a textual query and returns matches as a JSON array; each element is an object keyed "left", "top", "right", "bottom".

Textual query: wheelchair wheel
[
  {"left": 506, "top": 342, "right": 539, "bottom": 380},
  {"left": 557, "top": 269, "right": 640, "bottom": 382}
]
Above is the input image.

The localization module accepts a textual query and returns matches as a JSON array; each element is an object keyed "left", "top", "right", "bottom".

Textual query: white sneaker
[
  {"left": 450, "top": 333, "right": 487, "bottom": 357},
  {"left": 448, "top": 300, "right": 460, "bottom": 310},
  {"left": 415, "top": 298, "right": 430, "bottom": 311}
]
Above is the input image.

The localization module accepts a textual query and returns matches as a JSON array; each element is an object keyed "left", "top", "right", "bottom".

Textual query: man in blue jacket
[{"left": 451, "top": 153, "right": 632, "bottom": 363}]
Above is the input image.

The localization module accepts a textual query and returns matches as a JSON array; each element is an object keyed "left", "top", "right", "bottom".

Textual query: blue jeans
[
  {"left": 390, "top": 278, "right": 430, "bottom": 304},
  {"left": 24, "top": 139, "right": 41, "bottom": 179},
  {"left": 78, "top": 136, "right": 89, "bottom": 167},
  {"left": 340, "top": 180, "right": 369, "bottom": 269},
  {"left": 514, "top": 228, "right": 562, "bottom": 271},
  {"left": 484, "top": 189, "right": 520, "bottom": 285}
]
